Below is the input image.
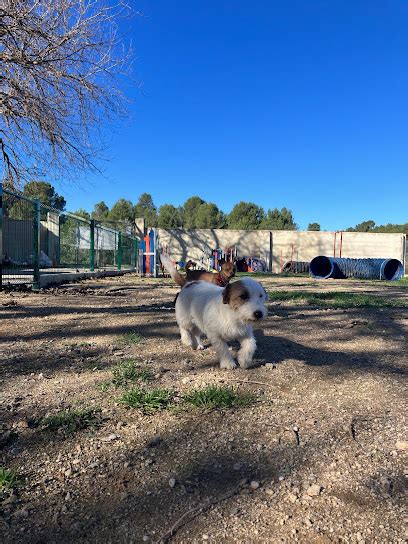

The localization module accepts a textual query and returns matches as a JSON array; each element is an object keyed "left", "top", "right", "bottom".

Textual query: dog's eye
[{"left": 240, "top": 293, "right": 249, "bottom": 300}]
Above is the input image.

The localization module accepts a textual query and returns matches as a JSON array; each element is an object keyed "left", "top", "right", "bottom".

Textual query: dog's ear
[{"left": 223, "top": 283, "right": 232, "bottom": 304}]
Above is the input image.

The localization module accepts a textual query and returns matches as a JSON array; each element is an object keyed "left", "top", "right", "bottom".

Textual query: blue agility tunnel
[{"left": 310, "top": 256, "right": 404, "bottom": 281}]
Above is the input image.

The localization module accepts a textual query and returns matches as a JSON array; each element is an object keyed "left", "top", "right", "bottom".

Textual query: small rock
[
  {"left": 142, "top": 536, "right": 149, "bottom": 542},
  {"left": 250, "top": 480, "right": 260, "bottom": 490},
  {"left": 265, "top": 488, "right": 274, "bottom": 496},
  {"left": 64, "top": 468, "right": 72, "bottom": 478},
  {"left": 379, "top": 476, "right": 392, "bottom": 493},
  {"left": 102, "top": 434, "right": 120, "bottom": 442},
  {"left": 16, "top": 419, "right": 29, "bottom": 429},
  {"left": 202, "top": 535, "right": 209, "bottom": 541},
  {"left": 306, "top": 484, "right": 322, "bottom": 497},
  {"left": 395, "top": 440, "right": 408, "bottom": 451},
  {"left": 264, "top": 363, "right": 276, "bottom": 369},
  {"left": 288, "top": 492, "right": 298, "bottom": 503},
  {"left": 233, "top": 462, "right": 243, "bottom": 471},
  {"left": 169, "top": 478, "right": 176, "bottom": 488}
]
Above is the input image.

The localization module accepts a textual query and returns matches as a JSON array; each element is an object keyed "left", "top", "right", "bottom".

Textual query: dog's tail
[{"left": 160, "top": 254, "right": 186, "bottom": 287}]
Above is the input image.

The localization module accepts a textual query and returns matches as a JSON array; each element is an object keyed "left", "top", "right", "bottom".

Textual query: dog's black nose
[{"left": 253, "top": 310, "right": 263, "bottom": 320}]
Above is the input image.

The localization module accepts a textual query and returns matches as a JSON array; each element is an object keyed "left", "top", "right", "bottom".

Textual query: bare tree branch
[{"left": 0, "top": 0, "right": 133, "bottom": 185}]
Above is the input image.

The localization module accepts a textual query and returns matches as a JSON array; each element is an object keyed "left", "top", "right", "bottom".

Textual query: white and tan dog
[{"left": 161, "top": 254, "right": 268, "bottom": 369}]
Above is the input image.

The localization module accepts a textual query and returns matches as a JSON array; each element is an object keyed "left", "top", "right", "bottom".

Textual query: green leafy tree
[
  {"left": 5, "top": 180, "right": 66, "bottom": 220},
  {"left": 134, "top": 193, "right": 157, "bottom": 227},
  {"left": 157, "top": 204, "right": 182, "bottom": 228},
  {"left": 23, "top": 181, "right": 66, "bottom": 211},
  {"left": 109, "top": 198, "right": 134, "bottom": 223},
  {"left": 347, "top": 220, "right": 408, "bottom": 235},
  {"left": 347, "top": 220, "right": 376, "bottom": 232},
  {"left": 228, "top": 202, "right": 264, "bottom": 230},
  {"left": 181, "top": 196, "right": 205, "bottom": 228},
  {"left": 73, "top": 208, "right": 91, "bottom": 220},
  {"left": 92, "top": 201, "right": 110, "bottom": 221},
  {"left": 260, "top": 207, "right": 297, "bottom": 230},
  {"left": 308, "top": 222, "right": 321, "bottom": 231},
  {"left": 372, "top": 222, "right": 408, "bottom": 234},
  {"left": 195, "top": 202, "right": 224, "bottom": 229}
]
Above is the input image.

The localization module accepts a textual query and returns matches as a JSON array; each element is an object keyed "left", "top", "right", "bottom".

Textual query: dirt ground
[{"left": 0, "top": 273, "right": 407, "bottom": 544}]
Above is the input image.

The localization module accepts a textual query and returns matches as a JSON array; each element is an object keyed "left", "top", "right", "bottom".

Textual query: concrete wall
[
  {"left": 157, "top": 228, "right": 406, "bottom": 273},
  {"left": 157, "top": 228, "right": 272, "bottom": 269},
  {"left": 269, "top": 231, "right": 406, "bottom": 273}
]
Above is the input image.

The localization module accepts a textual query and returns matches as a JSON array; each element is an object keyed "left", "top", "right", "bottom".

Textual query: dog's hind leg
[
  {"left": 237, "top": 334, "right": 257, "bottom": 369},
  {"left": 208, "top": 335, "right": 237, "bottom": 369},
  {"left": 179, "top": 327, "right": 195, "bottom": 348},
  {"left": 191, "top": 326, "right": 204, "bottom": 350}
]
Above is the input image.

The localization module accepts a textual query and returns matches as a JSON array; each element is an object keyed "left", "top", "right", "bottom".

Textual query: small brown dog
[
  {"left": 185, "top": 260, "right": 236, "bottom": 287},
  {"left": 160, "top": 254, "right": 236, "bottom": 288}
]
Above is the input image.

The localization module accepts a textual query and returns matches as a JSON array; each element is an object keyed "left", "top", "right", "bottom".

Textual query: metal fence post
[
  {"left": 90, "top": 219, "right": 95, "bottom": 271},
  {"left": 117, "top": 230, "right": 122, "bottom": 271},
  {"left": 0, "top": 182, "right": 3, "bottom": 289},
  {"left": 153, "top": 228, "right": 158, "bottom": 278},
  {"left": 132, "top": 238, "right": 138, "bottom": 270},
  {"left": 32, "top": 198, "right": 41, "bottom": 290}
]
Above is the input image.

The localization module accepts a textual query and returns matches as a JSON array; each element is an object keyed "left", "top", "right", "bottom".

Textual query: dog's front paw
[
  {"left": 220, "top": 359, "right": 238, "bottom": 370},
  {"left": 238, "top": 355, "right": 254, "bottom": 369},
  {"left": 238, "top": 360, "right": 254, "bottom": 369}
]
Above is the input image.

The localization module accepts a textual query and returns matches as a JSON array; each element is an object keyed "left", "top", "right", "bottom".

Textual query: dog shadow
[{"left": 251, "top": 328, "right": 406, "bottom": 377}]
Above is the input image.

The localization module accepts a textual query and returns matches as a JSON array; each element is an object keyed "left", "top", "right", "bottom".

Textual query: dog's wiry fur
[
  {"left": 160, "top": 255, "right": 268, "bottom": 369},
  {"left": 160, "top": 254, "right": 235, "bottom": 288}
]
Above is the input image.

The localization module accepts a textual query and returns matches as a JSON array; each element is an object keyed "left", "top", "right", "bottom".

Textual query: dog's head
[
  {"left": 222, "top": 278, "right": 268, "bottom": 322},
  {"left": 220, "top": 260, "right": 236, "bottom": 280}
]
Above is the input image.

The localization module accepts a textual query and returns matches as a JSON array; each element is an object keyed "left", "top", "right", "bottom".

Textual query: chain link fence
[{"left": 1, "top": 183, "right": 140, "bottom": 289}]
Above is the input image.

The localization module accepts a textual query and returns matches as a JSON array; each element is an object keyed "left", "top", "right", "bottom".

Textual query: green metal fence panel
[
  {"left": 1, "top": 185, "right": 140, "bottom": 287},
  {"left": 1, "top": 186, "right": 36, "bottom": 287},
  {"left": 58, "top": 213, "right": 91, "bottom": 269},
  {"left": 94, "top": 224, "right": 118, "bottom": 269},
  {"left": 121, "top": 234, "right": 135, "bottom": 269}
]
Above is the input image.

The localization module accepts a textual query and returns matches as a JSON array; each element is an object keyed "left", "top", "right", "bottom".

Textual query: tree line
[
  {"left": 346, "top": 220, "right": 408, "bottom": 235},
  {"left": 75, "top": 193, "right": 299, "bottom": 230},
  {"left": 9, "top": 181, "right": 407, "bottom": 235}
]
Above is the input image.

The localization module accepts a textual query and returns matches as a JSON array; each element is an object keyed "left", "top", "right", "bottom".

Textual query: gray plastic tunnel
[{"left": 309, "top": 256, "right": 404, "bottom": 281}]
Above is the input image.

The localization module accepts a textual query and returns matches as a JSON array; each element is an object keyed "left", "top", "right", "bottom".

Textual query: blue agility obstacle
[{"left": 310, "top": 256, "right": 404, "bottom": 281}]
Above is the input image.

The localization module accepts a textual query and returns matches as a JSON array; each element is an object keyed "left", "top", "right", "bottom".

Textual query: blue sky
[{"left": 63, "top": 0, "right": 408, "bottom": 230}]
